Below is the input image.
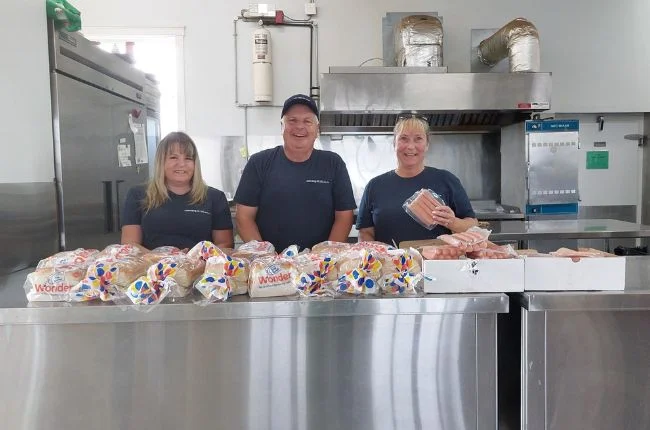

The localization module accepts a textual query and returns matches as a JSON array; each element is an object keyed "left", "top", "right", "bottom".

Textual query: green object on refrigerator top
[{"left": 46, "top": 0, "right": 81, "bottom": 32}]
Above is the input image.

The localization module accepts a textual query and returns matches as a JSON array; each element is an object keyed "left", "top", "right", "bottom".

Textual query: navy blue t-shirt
[
  {"left": 234, "top": 146, "right": 357, "bottom": 251},
  {"left": 122, "top": 185, "right": 233, "bottom": 249},
  {"left": 356, "top": 167, "right": 475, "bottom": 246}
]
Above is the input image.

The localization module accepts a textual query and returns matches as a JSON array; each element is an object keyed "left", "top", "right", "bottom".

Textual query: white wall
[
  {"left": 555, "top": 113, "right": 644, "bottom": 209},
  {"left": 9, "top": 0, "right": 647, "bottom": 194},
  {"left": 1, "top": 1, "right": 54, "bottom": 183},
  {"left": 73, "top": 0, "right": 650, "bottom": 128}
]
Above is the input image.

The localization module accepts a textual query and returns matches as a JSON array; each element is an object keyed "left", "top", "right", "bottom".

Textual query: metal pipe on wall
[
  {"left": 312, "top": 22, "right": 319, "bottom": 98},
  {"left": 233, "top": 17, "right": 241, "bottom": 105},
  {"left": 477, "top": 18, "right": 540, "bottom": 73}
]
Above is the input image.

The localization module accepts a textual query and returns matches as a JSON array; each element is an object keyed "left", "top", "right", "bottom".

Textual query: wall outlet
[{"left": 305, "top": 2, "right": 317, "bottom": 16}]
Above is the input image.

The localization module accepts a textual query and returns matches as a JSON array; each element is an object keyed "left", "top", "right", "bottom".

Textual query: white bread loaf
[
  {"left": 293, "top": 252, "right": 338, "bottom": 283},
  {"left": 379, "top": 248, "right": 422, "bottom": 277},
  {"left": 248, "top": 256, "right": 297, "bottom": 298},
  {"left": 36, "top": 248, "right": 99, "bottom": 269},
  {"left": 89, "top": 256, "right": 149, "bottom": 289},
  {"left": 143, "top": 246, "right": 185, "bottom": 266},
  {"left": 148, "top": 256, "right": 205, "bottom": 297},
  {"left": 311, "top": 241, "right": 350, "bottom": 256},
  {"left": 96, "top": 244, "right": 147, "bottom": 260},
  {"left": 205, "top": 255, "right": 249, "bottom": 295},
  {"left": 25, "top": 265, "right": 86, "bottom": 301}
]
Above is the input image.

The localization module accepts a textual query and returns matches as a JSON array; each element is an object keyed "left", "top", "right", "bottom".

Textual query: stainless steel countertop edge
[
  {"left": 520, "top": 290, "right": 650, "bottom": 311},
  {"left": 490, "top": 231, "right": 650, "bottom": 241},
  {"left": 0, "top": 294, "right": 509, "bottom": 325}
]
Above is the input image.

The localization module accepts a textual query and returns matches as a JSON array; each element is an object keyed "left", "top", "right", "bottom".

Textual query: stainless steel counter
[
  {"left": 0, "top": 268, "right": 507, "bottom": 430},
  {"left": 515, "top": 288, "right": 650, "bottom": 430},
  {"left": 487, "top": 218, "right": 650, "bottom": 241}
]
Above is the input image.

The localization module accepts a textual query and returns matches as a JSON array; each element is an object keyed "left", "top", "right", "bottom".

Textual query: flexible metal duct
[
  {"left": 395, "top": 15, "right": 443, "bottom": 67},
  {"left": 478, "top": 18, "right": 540, "bottom": 72}
]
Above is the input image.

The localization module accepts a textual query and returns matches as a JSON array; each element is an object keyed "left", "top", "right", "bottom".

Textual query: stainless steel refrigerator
[{"left": 49, "top": 22, "right": 149, "bottom": 250}]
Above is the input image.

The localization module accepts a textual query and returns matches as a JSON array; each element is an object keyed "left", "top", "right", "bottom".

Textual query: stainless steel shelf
[{"left": 488, "top": 218, "right": 650, "bottom": 241}]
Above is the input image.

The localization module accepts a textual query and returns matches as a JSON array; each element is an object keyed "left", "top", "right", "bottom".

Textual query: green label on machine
[{"left": 586, "top": 151, "right": 609, "bottom": 169}]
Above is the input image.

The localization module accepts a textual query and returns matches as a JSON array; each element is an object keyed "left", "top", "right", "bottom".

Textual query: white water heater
[{"left": 252, "top": 24, "right": 272, "bottom": 102}]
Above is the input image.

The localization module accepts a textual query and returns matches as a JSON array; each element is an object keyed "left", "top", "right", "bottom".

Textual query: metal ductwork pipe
[
  {"left": 478, "top": 18, "right": 540, "bottom": 72},
  {"left": 395, "top": 15, "right": 443, "bottom": 67}
]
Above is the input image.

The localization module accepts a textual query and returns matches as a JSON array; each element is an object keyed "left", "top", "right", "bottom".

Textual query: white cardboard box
[
  {"left": 524, "top": 256, "right": 626, "bottom": 291},
  {"left": 423, "top": 259, "right": 525, "bottom": 293}
]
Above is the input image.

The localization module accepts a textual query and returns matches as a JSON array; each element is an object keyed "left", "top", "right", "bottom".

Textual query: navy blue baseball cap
[{"left": 281, "top": 94, "right": 319, "bottom": 118}]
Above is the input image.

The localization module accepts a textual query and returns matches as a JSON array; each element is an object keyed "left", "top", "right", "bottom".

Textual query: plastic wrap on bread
[
  {"left": 36, "top": 248, "right": 99, "bottom": 269},
  {"left": 336, "top": 249, "right": 383, "bottom": 295},
  {"left": 69, "top": 256, "right": 149, "bottom": 301},
  {"left": 380, "top": 248, "right": 423, "bottom": 296},
  {"left": 25, "top": 265, "right": 87, "bottom": 302},
  {"left": 248, "top": 255, "right": 298, "bottom": 298},
  {"left": 204, "top": 254, "right": 249, "bottom": 295},
  {"left": 96, "top": 244, "right": 147, "bottom": 260}
]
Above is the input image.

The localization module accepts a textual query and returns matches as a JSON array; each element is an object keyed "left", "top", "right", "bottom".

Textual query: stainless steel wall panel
[
  {"left": 230, "top": 134, "right": 501, "bottom": 206},
  {"left": 577, "top": 205, "right": 637, "bottom": 250},
  {"left": 578, "top": 205, "right": 636, "bottom": 221},
  {"left": 318, "top": 134, "right": 501, "bottom": 205},
  {"left": 0, "top": 183, "right": 58, "bottom": 274},
  {"left": 500, "top": 123, "right": 527, "bottom": 210},
  {"left": 218, "top": 136, "right": 247, "bottom": 201},
  {"left": 427, "top": 134, "right": 501, "bottom": 201},
  {"left": 642, "top": 114, "right": 650, "bottom": 229}
]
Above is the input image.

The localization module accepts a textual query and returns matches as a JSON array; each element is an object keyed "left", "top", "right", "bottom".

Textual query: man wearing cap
[{"left": 234, "top": 94, "right": 356, "bottom": 251}]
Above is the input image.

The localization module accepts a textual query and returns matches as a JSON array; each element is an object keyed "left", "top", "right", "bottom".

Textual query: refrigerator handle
[
  {"left": 102, "top": 181, "right": 113, "bottom": 233},
  {"left": 115, "top": 180, "right": 125, "bottom": 233}
]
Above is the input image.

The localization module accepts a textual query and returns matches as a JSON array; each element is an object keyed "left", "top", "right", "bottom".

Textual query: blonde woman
[
  {"left": 356, "top": 116, "right": 477, "bottom": 245},
  {"left": 121, "top": 132, "right": 233, "bottom": 249}
]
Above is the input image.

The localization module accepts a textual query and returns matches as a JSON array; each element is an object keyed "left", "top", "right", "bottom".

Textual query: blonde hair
[
  {"left": 143, "top": 131, "right": 208, "bottom": 212},
  {"left": 393, "top": 116, "right": 430, "bottom": 143}
]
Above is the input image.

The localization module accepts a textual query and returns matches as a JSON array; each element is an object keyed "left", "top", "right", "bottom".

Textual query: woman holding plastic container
[
  {"left": 356, "top": 115, "right": 478, "bottom": 245},
  {"left": 121, "top": 131, "right": 234, "bottom": 250}
]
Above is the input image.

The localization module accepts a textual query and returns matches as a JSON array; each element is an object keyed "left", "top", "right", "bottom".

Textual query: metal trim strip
[{"left": 0, "top": 285, "right": 509, "bottom": 325}]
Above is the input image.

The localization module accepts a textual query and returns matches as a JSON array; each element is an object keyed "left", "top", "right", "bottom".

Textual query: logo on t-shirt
[
  {"left": 184, "top": 209, "right": 211, "bottom": 215},
  {"left": 305, "top": 179, "right": 330, "bottom": 184}
]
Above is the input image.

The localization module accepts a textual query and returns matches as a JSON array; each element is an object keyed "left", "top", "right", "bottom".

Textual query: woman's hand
[
  {"left": 431, "top": 205, "right": 456, "bottom": 229},
  {"left": 431, "top": 206, "right": 479, "bottom": 233}
]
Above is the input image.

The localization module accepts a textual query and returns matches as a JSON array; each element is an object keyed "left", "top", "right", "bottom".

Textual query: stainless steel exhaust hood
[{"left": 319, "top": 67, "right": 551, "bottom": 134}]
